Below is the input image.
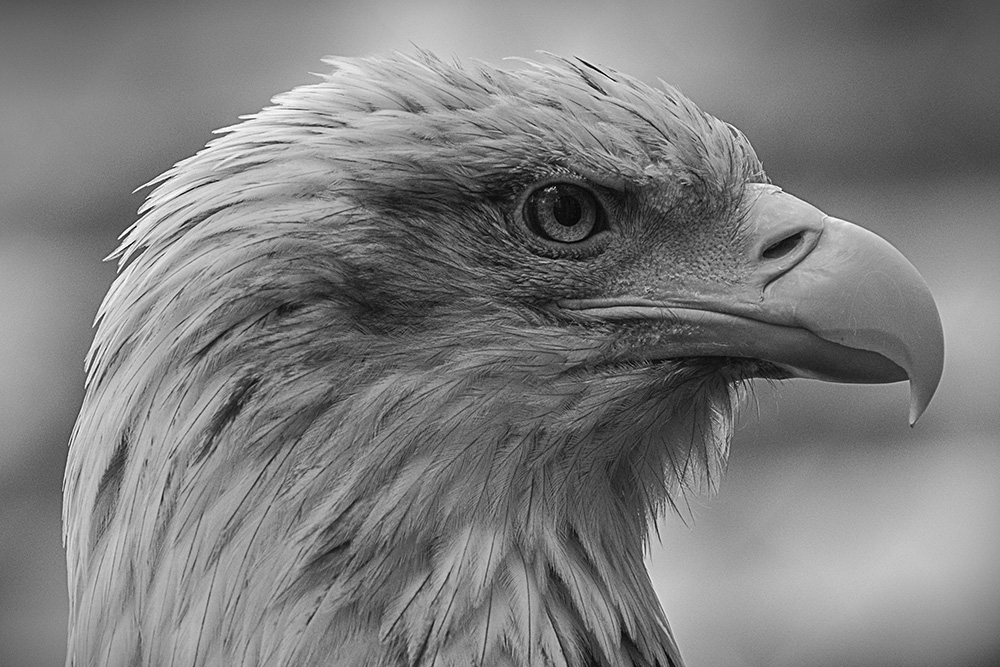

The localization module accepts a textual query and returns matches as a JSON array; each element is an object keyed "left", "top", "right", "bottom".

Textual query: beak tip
[
  {"left": 907, "top": 354, "right": 944, "bottom": 426},
  {"left": 909, "top": 313, "right": 945, "bottom": 426}
]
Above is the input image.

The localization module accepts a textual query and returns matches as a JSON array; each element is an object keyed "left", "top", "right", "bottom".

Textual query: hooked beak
[{"left": 559, "top": 184, "right": 944, "bottom": 424}]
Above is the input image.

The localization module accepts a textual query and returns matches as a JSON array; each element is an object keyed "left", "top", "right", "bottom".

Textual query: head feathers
[{"left": 66, "top": 52, "right": 763, "bottom": 667}]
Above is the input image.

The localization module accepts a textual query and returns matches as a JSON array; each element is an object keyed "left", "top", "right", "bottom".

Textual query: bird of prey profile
[{"left": 64, "top": 52, "right": 944, "bottom": 667}]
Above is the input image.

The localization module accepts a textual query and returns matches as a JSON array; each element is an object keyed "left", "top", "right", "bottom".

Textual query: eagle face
[{"left": 64, "top": 53, "right": 943, "bottom": 667}]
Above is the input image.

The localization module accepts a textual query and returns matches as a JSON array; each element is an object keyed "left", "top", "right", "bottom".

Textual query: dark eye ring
[{"left": 524, "top": 182, "right": 603, "bottom": 243}]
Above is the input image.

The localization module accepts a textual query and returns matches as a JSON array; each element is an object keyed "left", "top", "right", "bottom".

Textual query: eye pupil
[
  {"left": 524, "top": 183, "right": 603, "bottom": 243},
  {"left": 553, "top": 194, "right": 582, "bottom": 227}
]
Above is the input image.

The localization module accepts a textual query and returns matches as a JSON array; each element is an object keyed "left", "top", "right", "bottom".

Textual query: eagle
[{"left": 63, "top": 52, "right": 943, "bottom": 667}]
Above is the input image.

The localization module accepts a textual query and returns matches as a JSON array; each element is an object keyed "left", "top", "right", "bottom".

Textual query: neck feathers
[{"left": 67, "top": 313, "right": 732, "bottom": 665}]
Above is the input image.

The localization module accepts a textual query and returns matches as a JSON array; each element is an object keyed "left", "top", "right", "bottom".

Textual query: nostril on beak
[{"left": 762, "top": 231, "right": 805, "bottom": 260}]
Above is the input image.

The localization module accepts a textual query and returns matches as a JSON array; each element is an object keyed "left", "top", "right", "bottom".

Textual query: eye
[{"left": 524, "top": 183, "right": 603, "bottom": 243}]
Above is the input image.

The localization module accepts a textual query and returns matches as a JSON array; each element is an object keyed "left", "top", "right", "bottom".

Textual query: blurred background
[{"left": 2, "top": 1, "right": 997, "bottom": 665}]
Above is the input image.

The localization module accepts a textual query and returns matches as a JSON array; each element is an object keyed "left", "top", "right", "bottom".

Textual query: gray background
[{"left": 2, "top": 1, "right": 998, "bottom": 666}]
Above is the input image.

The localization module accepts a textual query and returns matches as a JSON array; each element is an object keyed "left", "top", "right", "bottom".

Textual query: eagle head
[{"left": 64, "top": 52, "right": 943, "bottom": 667}]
